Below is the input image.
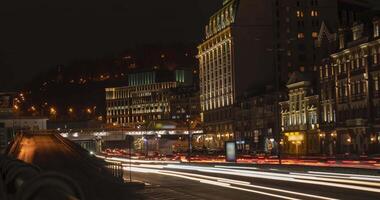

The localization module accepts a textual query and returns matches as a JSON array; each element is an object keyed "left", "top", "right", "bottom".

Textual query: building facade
[
  {"left": 318, "top": 17, "right": 380, "bottom": 155},
  {"left": 105, "top": 69, "right": 197, "bottom": 128},
  {"left": 274, "top": 0, "right": 372, "bottom": 84},
  {"left": 168, "top": 86, "right": 200, "bottom": 124},
  {"left": 234, "top": 88, "right": 285, "bottom": 153},
  {"left": 198, "top": 0, "right": 275, "bottom": 148},
  {"left": 280, "top": 73, "right": 321, "bottom": 155}
]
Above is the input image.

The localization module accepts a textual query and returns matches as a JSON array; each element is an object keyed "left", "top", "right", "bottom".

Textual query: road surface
[{"left": 110, "top": 159, "right": 380, "bottom": 200}]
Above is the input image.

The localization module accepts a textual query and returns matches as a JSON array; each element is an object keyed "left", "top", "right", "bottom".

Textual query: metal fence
[{"left": 104, "top": 160, "right": 124, "bottom": 180}]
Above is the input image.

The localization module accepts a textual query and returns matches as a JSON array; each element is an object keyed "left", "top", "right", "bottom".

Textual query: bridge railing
[
  {"left": 53, "top": 133, "right": 125, "bottom": 182},
  {"left": 5, "top": 132, "right": 25, "bottom": 157},
  {"left": 0, "top": 155, "right": 84, "bottom": 200},
  {"left": 104, "top": 160, "right": 124, "bottom": 180}
]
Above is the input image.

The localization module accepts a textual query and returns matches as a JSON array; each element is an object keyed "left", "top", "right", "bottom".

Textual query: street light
[
  {"left": 187, "top": 119, "right": 194, "bottom": 163},
  {"left": 346, "top": 137, "right": 352, "bottom": 154},
  {"left": 50, "top": 107, "right": 57, "bottom": 115}
]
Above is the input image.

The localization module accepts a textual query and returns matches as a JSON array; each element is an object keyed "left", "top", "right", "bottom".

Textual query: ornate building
[
  {"left": 273, "top": 0, "right": 372, "bottom": 84},
  {"left": 280, "top": 72, "right": 321, "bottom": 155},
  {"left": 325, "top": 17, "right": 380, "bottom": 155}
]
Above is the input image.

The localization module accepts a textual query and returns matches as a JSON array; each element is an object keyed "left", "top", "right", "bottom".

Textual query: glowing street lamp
[
  {"left": 50, "top": 107, "right": 57, "bottom": 115},
  {"left": 68, "top": 108, "right": 74, "bottom": 113}
]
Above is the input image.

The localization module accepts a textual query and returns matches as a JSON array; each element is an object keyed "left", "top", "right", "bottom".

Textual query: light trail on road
[
  {"left": 122, "top": 164, "right": 341, "bottom": 200},
  {"left": 164, "top": 164, "right": 380, "bottom": 193},
  {"left": 101, "top": 156, "right": 380, "bottom": 199}
]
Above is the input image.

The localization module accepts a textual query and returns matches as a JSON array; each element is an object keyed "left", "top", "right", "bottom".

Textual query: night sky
[{"left": 0, "top": 0, "right": 220, "bottom": 90}]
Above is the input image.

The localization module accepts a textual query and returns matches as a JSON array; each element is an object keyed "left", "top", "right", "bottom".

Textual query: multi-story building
[
  {"left": 105, "top": 69, "right": 195, "bottom": 128},
  {"left": 317, "top": 17, "right": 380, "bottom": 155},
  {"left": 234, "top": 87, "right": 286, "bottom": 153},
  {"left": 198, "top": 0, "right": 275, "bottom": 147},
  {"left": 197, "top": 0, "right": 375, "bottom": 150},
  {"left": 280, "top": 72, "right": 321, "bottom": 155},
  {"left": 274, "top": 0, "right": 372, "bottom": 84},
  {"left": 168, "top": 86, "right": 200, "bottom": 124}
]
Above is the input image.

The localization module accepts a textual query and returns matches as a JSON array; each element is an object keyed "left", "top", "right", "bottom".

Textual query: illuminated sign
[
  {"left": 285, "top": 132, "right": 304, "bottom": 141},
  {"left": 225, "top": 141, "right": 236, "bottom": 162}
]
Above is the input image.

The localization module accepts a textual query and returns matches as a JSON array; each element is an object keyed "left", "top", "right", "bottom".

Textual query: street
[{"left": 117, "top": 160, "right": 380, "bottom": 200}]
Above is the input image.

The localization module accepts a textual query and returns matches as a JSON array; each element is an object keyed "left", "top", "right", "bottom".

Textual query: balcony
[
  {"left": 345, "top": 119, "right": 368, "bottom": 127},
  {"left": 351, "top": 94, "right": 366, "bottom": 101},
  {"left": 338, "top": 97, "right": 348, "bottom": 104},
  {"left": 282, "top": 124, "right": 308, "bottom": 132}
]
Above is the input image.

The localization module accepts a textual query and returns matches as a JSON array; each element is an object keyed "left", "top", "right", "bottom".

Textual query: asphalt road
[
  {"left": 10, "top": 134, "right": 135, "bottom": 200},
  {"left": 9, "top": 135, "right": 380, "bottom": 200},
  {"left": 119, "top": 161, "right": 380, "bottom": 200}
]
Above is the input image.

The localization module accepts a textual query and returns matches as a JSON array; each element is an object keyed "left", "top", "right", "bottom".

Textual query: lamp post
[
  {"left": 319, "top": 133, "right": 326, "bottom": 155},
  {"left": 187, "top": 119, "right": 193, "bottom": 163},
  {"left": 346, "top": 137, "right": 352, "bottom": 155},
  {"left": 266, "top": 44, "right": 285, "bottom": 165}
]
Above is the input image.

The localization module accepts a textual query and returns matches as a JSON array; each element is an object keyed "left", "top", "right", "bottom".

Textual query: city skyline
[{"left": 2, "top": 1, "right": 380, "bottom": 200}]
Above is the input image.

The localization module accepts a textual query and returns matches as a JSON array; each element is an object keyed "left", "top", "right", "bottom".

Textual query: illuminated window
[
  {"left": 296, "top": 11, "right": 304, "bottom": 18},
  {"left": 373, "top": 49, "right": 378, "bottom": 64},
  {"left": 374, "top": 23, "right": 380, "bottom": 38},
  {"left": 352, "top": 24, "right": 363, "bottom": 41},
  {"left": 339, "top": 34, "right": 345, "bottom": 49},
  {"left": 297, "top": 33, "right": 305, "bottom": 39}
]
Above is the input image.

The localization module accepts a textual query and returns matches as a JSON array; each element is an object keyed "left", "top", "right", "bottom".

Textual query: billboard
[{"left": 225, "top": 141, "right": 237, "bottom": 162}]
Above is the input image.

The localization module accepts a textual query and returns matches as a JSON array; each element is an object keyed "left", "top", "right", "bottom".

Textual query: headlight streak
[
  {"left": 127, "top": 164, "right": 338, "bottom": 200},
  {"left": 308, "top": 171, "right": 380, "bottom": 180},
  {"left": 101, "top": 156, "right": 180, "bottom": 164},
  {"left": 163, "top": 165, "right": 380, "bottom": 193},
  {"left": 158, "top": 170, "right": 337, "bottom": 200},
  {"left": 215, "top": 165, "right": 259, "bottom": 170},
  {"left": 103, "top": 155, "right": 380, "bottom": 197},
  {"left": 290, "top": 172, "right": 380, "bottom": 183},
  {"left": 154, "top": 171, "right": 301, "bottom": 200}
]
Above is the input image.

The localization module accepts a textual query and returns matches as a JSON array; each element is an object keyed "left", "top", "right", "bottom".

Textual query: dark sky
[{"left": 0, "top": 0, "right": 220, "bottom": 90}]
